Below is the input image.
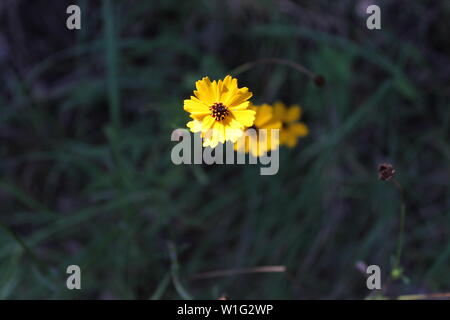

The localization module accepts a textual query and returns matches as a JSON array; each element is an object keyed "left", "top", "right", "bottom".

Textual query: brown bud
[
  {"left": 314, "top": 75, "right": 326, "bottom": 87},
  {"left": 378, "top": 163, "right": 396, "bottom": 181}
]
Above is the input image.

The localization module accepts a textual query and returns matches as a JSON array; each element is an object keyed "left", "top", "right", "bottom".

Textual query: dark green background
[{"left": 1, "top": 0, "right": 449, "bottom": 299}]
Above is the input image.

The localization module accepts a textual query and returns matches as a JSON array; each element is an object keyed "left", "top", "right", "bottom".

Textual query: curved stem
[
  {"left": 168, "top": 242, "right": 193, "bottom": 300},
  {"left": 229, "top": 58, "right": 316, "bottom": 79}
]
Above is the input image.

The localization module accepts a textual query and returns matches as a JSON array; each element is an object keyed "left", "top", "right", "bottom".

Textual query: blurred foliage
[{"left": 0, "top": 0, "right": 449, "bottom": 299}]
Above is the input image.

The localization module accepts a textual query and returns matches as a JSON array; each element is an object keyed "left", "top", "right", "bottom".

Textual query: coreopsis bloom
[
  {"left": 235, "top": 104, "right": 282, "bottom": 157},
  {"left": 184, "top": 76, "right": 256, "bottom": 148},
  {"left": 273, "top": 102, "right": 309, "bottom": 147}
]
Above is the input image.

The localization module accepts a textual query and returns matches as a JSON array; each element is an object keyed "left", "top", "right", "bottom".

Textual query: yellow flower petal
[
  {"left": 222, "top": 75, "right": 237, "bottom": 89},
  {"left": 262, "top": 120, "right": 282, "bottom": 130},
  {"left": 285, "top": 134, "right": 298, "bottom": 148},
  {"left": 201, "top": 115, "right": 215, "bottom": 131},
  {"left": 289, "top": 122, "right": 309, "bottom": 137},
  {"left": 254, "top": 104, "right": 274, "bottom": 128},
  {"left": 226, "top": 125, "right": 243, "bottom": 143},
  {"left": 231, "top": 109, "right": 256, "bottom": 127},
  {"left": 249, "top": 138, "right": 260, "bottom": 157},
  {"left": 184, "top": 98, "right": 210, "bottom": 117},
  {"left": 213, "top": 121, "right": 226, "bottom": 144},
  {"left": 280, "top": 130, "right": 290, "bottom": 145},
  {"left": 228, "top": 101, "right": 250, "bottom": 111},
  {"left": 285, "top": 105, "right": 302, "bottom": 123},
  {"left": 273, "top": 101, "right": 287, "bottom": 122},
  {"left": 225, "top": 87, "right": 252, "bottom": 108},
  {"left": 194, "top": 77, "right": 215, "bottom": 105},
  {"left": 187, "top": 120, "right": 202, "bottom": 133}
]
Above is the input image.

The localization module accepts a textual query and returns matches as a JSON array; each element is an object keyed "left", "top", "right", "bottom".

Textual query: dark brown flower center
[{"left": 210, "top": 102, "right": 229, "bottom": 121}]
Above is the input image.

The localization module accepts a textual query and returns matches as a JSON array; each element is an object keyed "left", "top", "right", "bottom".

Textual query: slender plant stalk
[
  {"left": 150, "top": 272, "right": 171, "bottom": 300},
  {"left": 103, "top": 1, "right": 138, "bottom": 298},
  {"left": 391, "top": 178, "right": 406, "bottom": 272},
  {"left": 229, "top": 58, "right": 317, "bottom": 80},
  {"left": 191, "top": 265, "right": 286, "bottom": 280},
  {"left": 0, "top": 222, "right": 47, "bottom": 272},
  {"left": 103, "top": 0, "right": 121, "bottom": 132},
  {"left": 168, "top": 242, "right": 193, "bottom": 300}
]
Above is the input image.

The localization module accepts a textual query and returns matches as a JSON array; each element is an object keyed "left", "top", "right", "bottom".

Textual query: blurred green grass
[{"left": 1, "top": 0, "right": 449, "bottom": 299}]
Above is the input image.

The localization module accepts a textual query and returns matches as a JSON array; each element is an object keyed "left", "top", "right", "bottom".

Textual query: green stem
[
  {"left": 150, "top": 272, "right": 171, "bottom": 300},
  {"left": 168, "top": 242, "right": 193, "bottom": 300},
  {"left": 0, "top": 222, "right": 47, "bottom": 272},
  {"left": 103, "top": 0, "right": 121, "bottom": 132},
  {"left": 392, "top": 178, "right": 406, "bottom": 272},
  {"left": 395, "top": 201, "right": 406, "bottom": 268},
  {"left": 228, "top": 58, "right": 316, "bottom": 78}
]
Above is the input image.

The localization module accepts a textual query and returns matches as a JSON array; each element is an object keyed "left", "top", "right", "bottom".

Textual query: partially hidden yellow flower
[
  {"left": 184, "top": 75, "right": 256, "bottom": 148},
  {"left": 273, "top": 102, "right": 309, "bottom": 148},
  {"left": 235, "top": 104, "right": 282, "bottom": 157}
]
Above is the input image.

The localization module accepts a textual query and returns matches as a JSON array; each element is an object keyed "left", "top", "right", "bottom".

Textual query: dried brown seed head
[{"left": 378, "top": 163, "right": 396, "bottom": 181}]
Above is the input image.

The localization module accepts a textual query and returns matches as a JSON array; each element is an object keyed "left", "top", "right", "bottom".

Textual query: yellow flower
[
  {"left": 273, "top": 102, "right": 309, "bottom": 148},
  {"left": 235, "top": 104, "right": 282, "bottom": 157},
  {"left": 184, "top": 75, "right": 256, "bottom": 148}
]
